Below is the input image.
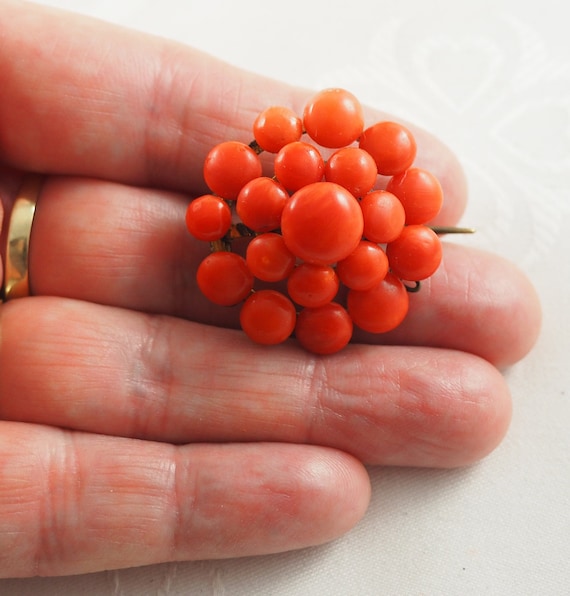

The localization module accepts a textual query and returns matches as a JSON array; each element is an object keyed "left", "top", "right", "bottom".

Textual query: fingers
[
  {"left": 26, "top": 176, "right": 540, "bottom": 365},
  {"left": 0, "top": 2, "right": 467, "bottom": 222},
  {"left": 0, "top": 422, "right": 370, "bottom": 577},
  {"left": 0, "top": 297, "right": 512, "bottom": 468}
]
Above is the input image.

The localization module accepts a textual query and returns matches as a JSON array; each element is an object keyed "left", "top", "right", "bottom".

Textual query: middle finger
[{"left": 0, "top": 296, "right": 511, "bottom": 468}]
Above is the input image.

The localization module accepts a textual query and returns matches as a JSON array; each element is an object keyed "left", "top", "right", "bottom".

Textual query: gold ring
[{"left": 3, "top": 174, "right": 44, "bottom": 301}]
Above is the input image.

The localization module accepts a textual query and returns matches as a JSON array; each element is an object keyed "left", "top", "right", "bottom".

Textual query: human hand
[{"left": 0, "top": 1, "right": 541, "bottom": 578}]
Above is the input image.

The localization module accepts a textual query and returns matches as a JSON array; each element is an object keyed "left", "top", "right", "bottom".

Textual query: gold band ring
[{"left": 3, "top": 174, "right": 44, "bottom": 301}]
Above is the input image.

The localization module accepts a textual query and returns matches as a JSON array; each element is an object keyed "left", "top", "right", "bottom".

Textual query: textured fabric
[{"left": 3, "top": 0, "right": 569, "bottom": 593}]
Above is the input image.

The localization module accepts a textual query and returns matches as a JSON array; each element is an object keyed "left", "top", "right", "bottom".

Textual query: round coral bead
[
  {"left": 386, "top": 168, "right": 443, "bottom": 225},
  {"left": 203, "top": 141, "right": 262, "bottom": 200},
  {"left": 347, "top": 273, "right": 409, "bottom": 334},
  {"left": 253, "top": 106, "right": 303, "bottom": 153},
  {"left": 281, "top": 182, "right": 363, "bottom": 265},
  {"left": 240, "top": 290, "right": 297, "bottom": 345},
  {"left": 386, "top": 225, "right": 443, "bottom": 281},
  {"left": 295, "top": 303, "right": 353, "bottom": 355},
  {"left": 185, "top": 195, "right": 232, "bottom": 242},
  {"left": 359, "top": 121, "right": 417, "bottom": 176},
  {"left": 303, "top": 88, "right": 364, "bottom": 148},
  {"left": 196, "top": 252, "right": 254, "bottom": 306}
]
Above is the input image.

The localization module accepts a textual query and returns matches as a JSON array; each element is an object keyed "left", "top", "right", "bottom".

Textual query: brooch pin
[{"left": 186, "top": 88, "right": 473, "bottom": 354}]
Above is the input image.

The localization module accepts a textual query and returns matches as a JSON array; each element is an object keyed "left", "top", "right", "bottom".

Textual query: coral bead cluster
[{"left": 186, "top": 88, "right": 444, "bottom": 354}]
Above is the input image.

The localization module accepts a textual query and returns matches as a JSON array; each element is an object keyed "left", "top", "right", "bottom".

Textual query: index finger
[{"left": 0, "top": 2, "right": 467, "bottom": 220}]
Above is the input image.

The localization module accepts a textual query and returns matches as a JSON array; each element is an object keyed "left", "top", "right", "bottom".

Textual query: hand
[{"left": 0, "top": 1, "right": 541, "bottom": 578}]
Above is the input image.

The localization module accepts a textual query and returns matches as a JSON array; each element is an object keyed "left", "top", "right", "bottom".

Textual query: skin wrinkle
[
  {"left": 144, "top": 44, "right": 198, "bottom": 190},
  {"left": 269, "top": 457, "right": 344, "bottom": 544},
  {"left": 239, "top": 359, "right": 305, "bottom": 439},
  {"left": 306, "top": 354, "right": 373, "bottom": 445},
  {"left": 460, "top": 258, "right": 512, "bottom": 360},
  {"left": 178, "top": 335, "right": 305, "bottom": 442},
  {"left": 171, "top": 450, "right": 196, "bottom": 560},
  {"left": 405, "top": 250, "right": 459, "bottom": 345},
  {"left": 167, "top": 199, "right": 198, "bottom": 317},
  {"left": 343, "top": 353, "right": 419, "bottom": 463},
  {"left": 160, "top": 452, "right": 182, "bottom": 561},
  {"left": 398, "top": 351, "right": 509, "bottom": 464},
  {"left": 296, "top": 346, "right": 507, "bottom": 467},
  {"left": 300, "top": 355, "right": 336, "bottom": 446},
  {"left": 395, "top": 358, "right": 451, "bottom": 421},
  {"left": 241, "top": 449, "right": 336, "bottom": 549},
  {"left": 1, "top": 447, "right": 29, "bottom": 574},
  {"left": 42, "top": 55, "right": 126, "bottom": 167},
  {"left": 34, "top": 429, "right": 82, "bottom": 576},
  {"left": 23, "top": 442, "right": 44, "bottom": 575},
  {"left": 454, "top": 358, "right": 510, "bottom": 457},
  {"left": 143, "top": 44, "right": 253, "bottom": 193},
  {"left": 179, "top": 336, "right": 242, "bottom": 436},
  {"left": 171, "top": 446, "right": 244, "bottom": 556},
  {"left": 464, "top": 249, "right": 536, "bottom": 365},
  {"left": 394, "top": 361, "right": 458, "bottom": 461},
  {"left": 2, "top": 303, "right": 112, "bottom": 415},
  {"left": 63, "top": 33, "right": 149, "bottom": 173},
  {"left": 300, "top": 348, "right": 406, "bottom": 462},
  {"left": 133, "top": 319, "right": 286, "bottom": 440},
  {"left": 298, "top": 354, "right": 374, "bottom": 445},
  {"left": 327, "top": 353, "right": 385, "bottom": 431},
  {"left": 79, "top": 440, "right": 180, "bottom": 564},
  {"left": 127, "top": 313, "right": 177, "bottom": 439},
  {"left": 0, "top": 425, "right": 39, "bottom": 573},
  {"left": 245, "top": 370, "right": 303, "bottom": 439}
]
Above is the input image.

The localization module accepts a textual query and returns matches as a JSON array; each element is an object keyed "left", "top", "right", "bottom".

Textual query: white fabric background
[{"left": 3, "top": 0, "right": 569, "bottom": 594}]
